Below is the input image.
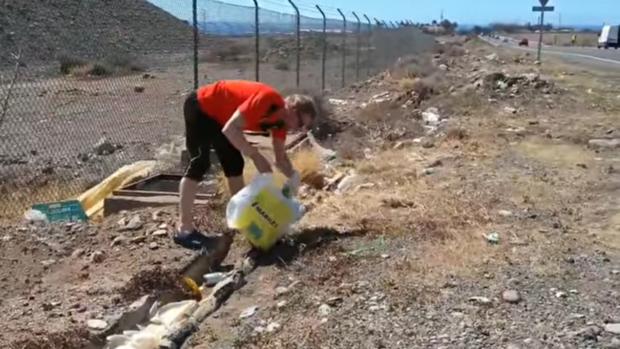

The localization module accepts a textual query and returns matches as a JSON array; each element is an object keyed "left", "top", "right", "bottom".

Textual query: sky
[{"left": 149, "top": 0, "right": 617, "bottom": 27}]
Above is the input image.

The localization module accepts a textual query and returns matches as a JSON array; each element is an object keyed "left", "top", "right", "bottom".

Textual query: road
[{"left": 480, "top": 35, "right": 620, "bottom": 70}]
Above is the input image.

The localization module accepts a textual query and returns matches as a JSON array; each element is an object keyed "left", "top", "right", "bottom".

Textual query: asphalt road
[{"left": 481, "top": 36, "right": 620, "bottom": 70}]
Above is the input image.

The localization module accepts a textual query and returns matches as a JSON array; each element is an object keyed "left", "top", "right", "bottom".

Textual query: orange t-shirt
[{"left": 196, "top": 80, "right": 287, "bottom": 140}]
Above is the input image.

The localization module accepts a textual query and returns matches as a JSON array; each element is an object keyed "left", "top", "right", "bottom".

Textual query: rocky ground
[
  {"left": 1, "top": 37, "right": 619, "bottom": 348},
  {"left": 183, "top": 38, "right": 620, "bottom": 348}
]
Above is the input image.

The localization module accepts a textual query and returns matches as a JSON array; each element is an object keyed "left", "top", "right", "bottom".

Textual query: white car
[{"left": 598, "top": 25, "right": 619, "bottom": 49}]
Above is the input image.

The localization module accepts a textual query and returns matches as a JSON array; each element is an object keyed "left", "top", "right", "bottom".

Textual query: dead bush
[
  {"left": 102, "top": 52, "right": 144, "bottom": 73},
  {"left": 398, "top": 76, "right": 438, "bottom": 101},
  {"left": 60, "top": 52, "right": 144, "bottom": 77},
  {"left": 390, "top": 54, "right": 436, "bottom": 79},
  {"left": 69, "top": 63, "right": 112, "bottom": 77},
  {"left": 445, "top": 44, "right": 466, "bottom": 57},
  {"left": 274, "top": 60, "right": 290, "bottom": 71},
  {"left": 445, "top": 127, "right": 469, "bottom": 140},
  {"left": 201, "top": 43, "right": 247, "bottom": 62},
  {"left": 59, "top": 54, "right": 86, "bottom": 75}
]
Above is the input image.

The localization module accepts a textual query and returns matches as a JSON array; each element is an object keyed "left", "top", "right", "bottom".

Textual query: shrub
[
  {"left": 274, "top": 61, "right": 290, "bottom": 71},
  {"left": 59, "top": 55, "right": 87, "bottom": 75}
]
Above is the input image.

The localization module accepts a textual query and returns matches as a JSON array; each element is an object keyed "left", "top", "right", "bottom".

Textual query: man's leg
[
  {"left": 178, "top": 92, "right": 211, "bottom": 236},
  {"left": 213, "top": 128, "right": 246, "bottom": 197},
  {"left": 179, "top": 176, "right": 199, "bottom": 232}
]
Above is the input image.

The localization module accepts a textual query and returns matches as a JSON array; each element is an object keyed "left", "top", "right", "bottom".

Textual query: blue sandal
[{"left": 173, "top": 229, "right": 210, "bottom": 250}]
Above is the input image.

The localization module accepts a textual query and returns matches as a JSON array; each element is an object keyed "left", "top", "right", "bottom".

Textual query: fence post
[
  {"left": 287, "top": 0, "right": 300, "bottom": 87},
  {"left": 192, "top": 0, "right": 198, "bottom": 89},
  {"left": 316, "top": 5, "right": 327, "bottom": 91},
  {"left": 363, "top": 14, "right": 372, "bottom": 77},
  {"left": 337, "top": 8, "right": 346, "bottom": 88},
  {"left": 351, "top": 12, "right": 361, "bottom": 81},
  {"left": 253, "top": 0, "right": 259, "bottom": 81}
]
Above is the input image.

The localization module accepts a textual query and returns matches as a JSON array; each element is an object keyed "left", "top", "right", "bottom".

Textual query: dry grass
[
  {"left": 302, "top": 148, "right": 491, "bottom": 242},
  {"left": 216, "top": 148, "right": 325, "bottom": 196},
  {"left": 0, "top": 179, "right": 89, "bottom": 222},
  {"left": 390, "top": 54, "right": 437, "bottom": 80}
]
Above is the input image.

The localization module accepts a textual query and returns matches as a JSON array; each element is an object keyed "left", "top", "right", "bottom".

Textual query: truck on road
[{"left": 598, "top": 25, "right": 619, "bottom": 49}]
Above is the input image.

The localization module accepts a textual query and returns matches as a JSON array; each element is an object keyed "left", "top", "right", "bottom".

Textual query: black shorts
[{"left": 183, "top": 91, "right": 244, "bottom": 180}]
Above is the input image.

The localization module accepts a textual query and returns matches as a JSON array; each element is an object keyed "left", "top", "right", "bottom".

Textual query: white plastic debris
[
  {"left": 422, "top": 107, "right": 441, "bottom": 126},
  {"left": 240, "top": 306, "right": 258, "bottom": 319}
]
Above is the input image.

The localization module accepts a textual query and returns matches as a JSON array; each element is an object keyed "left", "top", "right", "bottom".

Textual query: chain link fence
[{"left": 0, "top": 0, "right": 433, "bottom": 221}]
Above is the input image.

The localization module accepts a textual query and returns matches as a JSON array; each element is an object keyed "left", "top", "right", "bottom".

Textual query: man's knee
[{"left": 184, "top": 156, "right": 210, "bottom": 182}]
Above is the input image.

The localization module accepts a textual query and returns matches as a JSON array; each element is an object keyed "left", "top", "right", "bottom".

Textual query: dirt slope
[{"left": 0, "top": 0, "right": 193, "bottom": 66}]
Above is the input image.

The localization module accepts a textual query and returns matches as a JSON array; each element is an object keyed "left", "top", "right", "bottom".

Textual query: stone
[
  {"left": 122, "top": 215, "right": 143, "bottom": 231},
  {"left": 605, "top": 324, "right": 620, "bottom": 335},
  {"left": 266, "top": 322, "right": 281, "bottom": 333},
  {"left": 502, "top": 290, "right": 521, "bottom": 304},
  {"left": 422, "top": 140, "right": 435, "bottom": 148},
  {"left": 148, "top": 242, "right": 159, "bottom": 250},
  {"left": 90, "top": 251, "right": 105, "bottom": 263},
  {"left": 275, "top": 286, "right": 289, "bottom": 298},
  {"left": 612, "top": 270, "right": 619, "bottom": 275},
  {"left": 504, "top": 106, "right": 517, "bottom": 114},
  {"left": 393, "top": 140, "right": 415, "bottom": 150},
  {"left": 439, "top": 64, "right": 448, "bottom": 71},
  {"left": 41, "top": 259, "right": 57, "bottom": 267},
  {"left": 604, "top": 338, "right": 620, "bottom": 349},
  {"left": 152, "top": 229, "right": 167, "bottom": 237},
  {"left": 276, "top": 300, "right": 287, "bottom": 309},
  {"left": 71, "top": 248, "right": 85, "bottom": 258},
  {"left": 573, "top": 325, "right": 602, "bottom": 340},
  {"left": 589, "top": 139, "right": 620, "bottom": 149},
  {"left": 468, "top": 296, "right": 492, "bottom": 306},
  {"left": 134, "top": 85, "right": 145, "bottom": 93},
  {"left": 422, "top": 168, "right": 435, "bottom": 176},
  {"left": 110, "top": 236, "right": 125, "bottom": 247},
  {"left": 555, "top": 291, "right": 567, "bottom": 299},
  {"left": 498, "top": 210, "right": 513, "bottom": 217},
  {"left": 2, "top": 234, "right": 12, "bottom": 242},
  {"left": 336, "top": 174, "right": 360, "bottom": 194},
  {"left": 485, "top": 53, "right": 498, "bottom": 61},
  {"left": 93, "top": 137, "right": 115, "bottom": 156},
  {"left": 131, "top": 235, "right": 147, "bottom": 244},
  {"left": 87, "top": 319, "right": 108, "bottom": 330},
  {"left": 428, "top": 159, "right": 443, "bottom": 168},
  {"left": 318, "top": 304, "right": 332, "bottom": 316}
]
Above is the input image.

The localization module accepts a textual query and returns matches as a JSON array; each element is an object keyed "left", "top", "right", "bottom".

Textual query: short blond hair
[{"left": 286, "top": 94, "right": 318, "bottom": 119}]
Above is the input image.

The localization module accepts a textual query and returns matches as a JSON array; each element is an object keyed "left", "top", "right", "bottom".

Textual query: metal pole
[
  {"left": 287, "top": 0, "right": 300, "bottom": 87},
  {"left": 537, "top": 10, "right": 545, "bottom": 62},
  {"left": 337, "top": 9, "right": 347, "bottom": 88},
  {"left": 192, "top": 0, "right": 198, "bottom": 89},
  {"left": 363, "top": 14, "right": 372, "bottom": 77},
  {"left": 316, "top": 5, "right": 327, "bottom": 91},
  {"left": 253, "top": 0, "right": 259, "bottom": 81},
  {"left": 352, "top": 11, "right": 361, "bottom": 81}
]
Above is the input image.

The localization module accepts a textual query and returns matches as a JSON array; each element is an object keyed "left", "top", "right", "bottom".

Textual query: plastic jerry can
[{"left": 226, "top": 174, "right": 304, "bottom": 251}]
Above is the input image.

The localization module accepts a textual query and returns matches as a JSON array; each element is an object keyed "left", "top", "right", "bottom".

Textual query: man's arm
[
  {"left": 272, "top": 136, "right": 294, "bottom": 178},
  {"left": 222, "top": 110, "right": 272, "bottom": 173}
]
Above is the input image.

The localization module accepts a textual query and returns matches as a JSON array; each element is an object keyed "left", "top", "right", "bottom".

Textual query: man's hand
[{"left": 283, "top": 170, "right": 301, "bottom": 196}]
